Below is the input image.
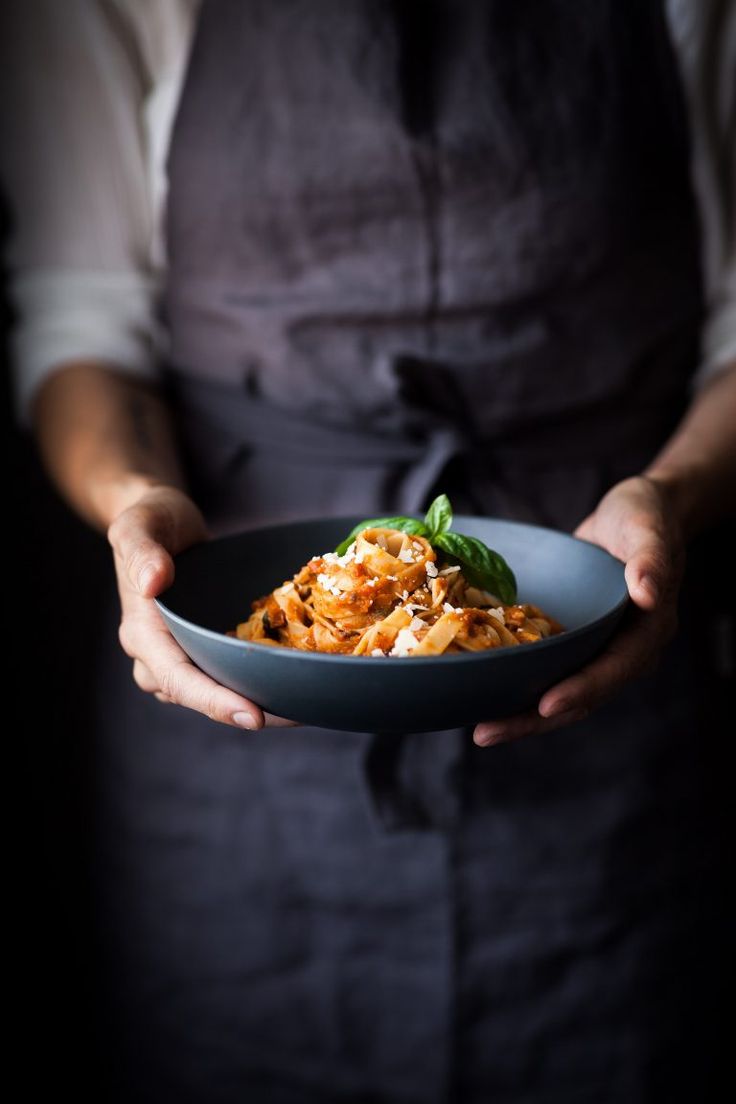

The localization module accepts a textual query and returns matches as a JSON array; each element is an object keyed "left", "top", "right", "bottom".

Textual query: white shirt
[{"left": 1, "top": 0, "right": 734, "bottom": 421}]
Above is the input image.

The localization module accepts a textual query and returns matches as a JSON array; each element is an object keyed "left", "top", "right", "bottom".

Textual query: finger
[
  {"left": 153, "top": 655, "right": 265, "bottom": 729},
  {"left": 135, "top": 645, "right": 281, "bottom": 723},
  {"left": 263, "top": 713, "right": 300, "bottom": 728},
  {"left": 623, "top": 534, "right": 675, "bottom": 612},
  {"left": 132, "top": 621, "right": 264, "bottom": 729},
  {"left": 122, "top": 621, "right": 299, "bottom": 726},
  {"left": 119, "top": 538, "right": 174, "bottom": 599},
  {"left": 132, "top": 658, "right": 160, "bottom": 694},
  {"left": 121, "top": 602, "right": 266, "bottom": 729},
  {"left": 108, "top": 508, "right": 176, "bottom": 598},
  {"left": 573, "top": 513, "right": 595, "bottom": 542},
  {"left": 155, "top": 657, "right": 266, "bottom": 730},
  {"left": 538, "top": 607, "right": 675, "bottom": 720},
  {"left": 474, "top": 707, "right": 588, "bottom": 747}
]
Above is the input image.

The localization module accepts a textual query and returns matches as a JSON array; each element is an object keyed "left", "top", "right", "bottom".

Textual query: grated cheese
[
  {"left": 317, "top": 572, "right": 342, "bottom": 597},
  {"left": 322, "top": 541, "right": 356, "bottom": 569},
  {"left": 389, "top": 628, "right": 419, "bottom": 657}
]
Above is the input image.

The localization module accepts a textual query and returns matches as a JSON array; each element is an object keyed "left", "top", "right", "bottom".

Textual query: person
[{"left": 2, "top": 1, "right": 735, "bottom": 1101}]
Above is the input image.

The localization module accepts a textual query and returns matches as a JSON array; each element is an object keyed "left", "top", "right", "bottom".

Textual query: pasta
[{"left": 233, "top": 526, "right": 563, "bottom": 657}]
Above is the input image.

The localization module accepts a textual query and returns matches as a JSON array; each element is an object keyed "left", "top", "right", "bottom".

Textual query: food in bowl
[
  {"left": 233, "top": 497, "right": 563, "bottom": 656},
  {"left": 156, "top": 513, "right": 627, "bottom": 730}
]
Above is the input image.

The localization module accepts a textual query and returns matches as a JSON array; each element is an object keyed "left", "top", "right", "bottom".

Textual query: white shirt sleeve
[
  {"left": 0, "top": 0, "right": 197, "bottom": 422},
  {"left": 667, "top": 0, "right": 736, "bottom": 384}
]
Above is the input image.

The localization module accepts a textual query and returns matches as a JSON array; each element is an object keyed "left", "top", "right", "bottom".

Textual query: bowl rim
[{"left": 154, "top": 515, "right": 630, "bottom": 665}]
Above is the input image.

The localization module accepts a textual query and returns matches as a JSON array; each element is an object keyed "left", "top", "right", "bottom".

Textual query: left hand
[{"left": 473, "top": 475, "right": 686, "bottom": 746}]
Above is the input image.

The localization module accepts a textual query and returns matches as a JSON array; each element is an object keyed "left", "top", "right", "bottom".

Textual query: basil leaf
[
  {"left": 423, "top": 494, "right": 453, "bottom": 539},
  {"left": 335, "top": 516, "right": 428, "bottom": 556},
  {"left": 434, "top": 531, "right": 517, "bottom": 604},
  {"left": 334, "top": 500, "right": 517, "bottom": 605}
]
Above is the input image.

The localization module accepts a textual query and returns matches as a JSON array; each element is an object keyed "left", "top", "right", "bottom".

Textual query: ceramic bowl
[{"left": 156, "top": 516, "right": 628, "bottom": 732}]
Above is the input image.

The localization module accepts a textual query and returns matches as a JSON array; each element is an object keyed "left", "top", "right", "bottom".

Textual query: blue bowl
[{"left": 155, "top": 516, "right": 628, "bottom": 732}]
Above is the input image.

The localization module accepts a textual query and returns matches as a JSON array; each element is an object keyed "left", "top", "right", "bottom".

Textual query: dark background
[{"left": 5, "top": 202, "right": 109, "bottom": 1092}]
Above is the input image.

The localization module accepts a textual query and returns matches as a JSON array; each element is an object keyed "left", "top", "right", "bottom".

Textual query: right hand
[{"left": 108, "top": 485, "right": 292, "bottom": 729}]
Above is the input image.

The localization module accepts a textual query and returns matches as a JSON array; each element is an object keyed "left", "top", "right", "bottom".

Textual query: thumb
[
  {"left": 108, "top": 505, "right": 176, "bottom": 598},
  {"left": 624, "top": 532, "right": 674, "bottom": 612}
]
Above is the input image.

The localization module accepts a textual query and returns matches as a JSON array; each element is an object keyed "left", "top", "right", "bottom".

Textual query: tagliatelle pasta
[{"left": 233, "top": 526, "right": 563, "bottom": 657}]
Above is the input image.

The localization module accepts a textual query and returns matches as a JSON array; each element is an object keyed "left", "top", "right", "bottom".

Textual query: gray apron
[{"left": 94, "top": 3, "right": 727, "bottom": 1101}]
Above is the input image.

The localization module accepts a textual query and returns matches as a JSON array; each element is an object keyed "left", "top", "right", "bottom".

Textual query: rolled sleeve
[
  {"left": 667, "top": 0, "right": 736, "bottom": 388},
  {"left": 0, "top": 0, "right": 192, "bottom": 421},
  {"left": 11, "top": 270, "right": 166, "bottom": 419}
]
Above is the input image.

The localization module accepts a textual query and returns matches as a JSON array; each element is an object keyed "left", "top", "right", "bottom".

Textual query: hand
[
  {"left": 108, "top": 485, "right": 294, "bottom": 729},
  {"left": 473, "top": 475, "right": 685, "bottom": 746}
]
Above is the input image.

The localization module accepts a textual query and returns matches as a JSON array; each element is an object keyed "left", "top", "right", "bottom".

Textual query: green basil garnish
[
  {"left": 433, "top": 530, "right": 517, "bottom": 605},
  {"left": 423, "top": 493, "right": 453, "bottom": 541},
  {"left": 335, "top": 494, "right": 518, "bottom": 603}
]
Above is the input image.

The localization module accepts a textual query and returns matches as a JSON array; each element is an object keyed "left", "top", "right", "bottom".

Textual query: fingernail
[
  {"left": 232, "top": 711, "right": 259, "bottom": 730},
  {"left": 539, "top": 698, "right": 571, "bottom": 718},
  {"left": 475, "top": 725, "right": 507, "bottom": 747},
  {"left": 475, "top": 735, "right": 497, "bottom": 748},
  {"left": 138, "top": 564, "right": 158, "bottom": 594}
]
